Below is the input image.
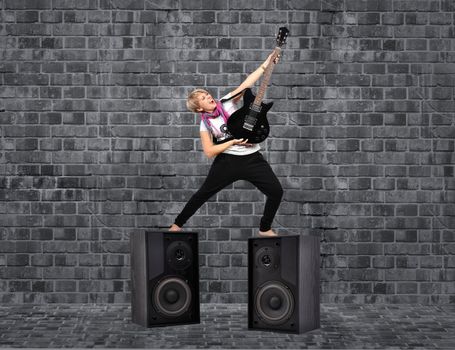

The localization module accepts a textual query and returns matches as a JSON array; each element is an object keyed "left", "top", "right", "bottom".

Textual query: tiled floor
[{"left": 0, "top": 303, "right": 454, "bottom": 348}]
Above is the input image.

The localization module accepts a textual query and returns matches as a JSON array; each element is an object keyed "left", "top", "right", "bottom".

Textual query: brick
[
  {"left": 345, "top": 0, "right": 393, "bottom": 11},
  {"left": 16, "top": 11, "right": 40, "bottom": 23},
  {"left": 7, "top": 255, "right": 30, "bottom": 266},
  {"left": 397, "top": 282, "right": 418, "bottom": 294},
  {"left": 394, "top": 0, "right": 440, "bottom": 11},
  {"left": 220, "top": 267, "right": 247, "bottom": 280},
  {"left": 348, "top": 256, "right": 371, "bottom": 268},
  {"left": 6, "top": 0, "right": 51, "bottom": 9},
  {"left": 207, "top": 255, "right": 230, "bottom": 267},
  {"left": 396, "top": 256, "right": 419, "bottom": 268}
]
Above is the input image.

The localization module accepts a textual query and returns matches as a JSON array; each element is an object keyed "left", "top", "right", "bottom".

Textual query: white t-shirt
[{"left": 200, "top": 92, "right": 260, "bottom": 156}]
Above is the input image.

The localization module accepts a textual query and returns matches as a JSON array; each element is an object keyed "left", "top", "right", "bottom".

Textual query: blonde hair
[{"left": 186, "top": 88, "right": 209, "bottom": 113}]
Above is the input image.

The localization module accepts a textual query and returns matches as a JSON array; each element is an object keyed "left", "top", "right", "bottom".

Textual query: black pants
[{"left": 174, "top": 151, "right": 283, "bottom": 231}]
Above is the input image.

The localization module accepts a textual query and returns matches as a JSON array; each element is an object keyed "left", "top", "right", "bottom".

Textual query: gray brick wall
[{"left": 0, "top": 0, "right": 454, "bottom": 304}]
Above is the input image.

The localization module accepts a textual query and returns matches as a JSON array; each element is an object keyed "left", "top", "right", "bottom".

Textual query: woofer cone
[
  {"left": 255, "top": 281, "right": 294, "bottom": 325},
  {"left": 153, "top": 277, "right": 192, "bottom": 317}
]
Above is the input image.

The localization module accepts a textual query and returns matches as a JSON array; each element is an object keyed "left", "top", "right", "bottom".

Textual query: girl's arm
[
  {"left": 229, "top": 52, "right": 279, "bottom": 101},
  {"left": 200, "top": 131, "right": 248, "bottom": 158}
]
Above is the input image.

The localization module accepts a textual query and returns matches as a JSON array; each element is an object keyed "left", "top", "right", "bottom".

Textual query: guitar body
[
  {"left": 226, "top": 88, "right": 273, "bottom": 144},
  {"left": 225, "top": 27, "right": 289, "bottom": 144}
]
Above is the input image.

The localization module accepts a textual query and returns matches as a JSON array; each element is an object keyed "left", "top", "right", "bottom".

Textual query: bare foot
[
  {"left": 169, "top": 224, "right": 182, "bottom": 232},
  {"left": 258, "top": 229, "right": 278, "bottom": 237}
]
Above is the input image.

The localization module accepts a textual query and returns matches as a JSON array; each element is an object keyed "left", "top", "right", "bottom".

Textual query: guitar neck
[{"left": 252, "top": 47, "right": 281, "bottom": 108}]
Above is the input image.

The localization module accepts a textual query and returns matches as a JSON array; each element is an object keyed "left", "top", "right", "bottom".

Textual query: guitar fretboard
[{"left": 252, "top": 47, "right": 281, "bottom": 108}]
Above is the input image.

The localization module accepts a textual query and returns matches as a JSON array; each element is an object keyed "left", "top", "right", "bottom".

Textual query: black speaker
[
  {"left": 130, "top": 231, "right": 200, "bottom": 327},
  {"left": 248, "top": 235, "right": 320, "bottom": 333}
]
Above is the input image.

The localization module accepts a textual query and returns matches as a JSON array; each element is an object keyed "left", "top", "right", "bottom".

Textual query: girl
[{"left": 169, "top": 53, "right": 283, "bottom": 237}]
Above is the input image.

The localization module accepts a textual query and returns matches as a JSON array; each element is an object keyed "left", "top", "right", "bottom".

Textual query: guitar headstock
[{"left": 276, "top": 27, "right": 289, "bottom": 47}]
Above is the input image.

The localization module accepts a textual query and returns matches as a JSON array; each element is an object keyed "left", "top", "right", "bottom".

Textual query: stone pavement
[{"left": 0, "top": 303, "right": 454, "bottom": 349}]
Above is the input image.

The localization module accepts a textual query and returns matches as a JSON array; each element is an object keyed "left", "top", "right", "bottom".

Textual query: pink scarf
[{"left": 200, "top": 101, "right": 230, "bottom": 137}]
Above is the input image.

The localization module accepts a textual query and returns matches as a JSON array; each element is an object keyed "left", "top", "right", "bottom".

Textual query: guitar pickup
[
  {"left": 243, "top": 122, "right": 254, "bottom": 131},
  {"left": 243, "top": 113, "right": 257, "bottom": 131},
  {"left": 250, "top": 104, "right": 261, "bottom": 113}
]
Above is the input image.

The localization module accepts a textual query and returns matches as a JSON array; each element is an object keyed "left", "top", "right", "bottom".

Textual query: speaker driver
[
  {"left": 255, "top": 281, "right": 294, "bottom": 325},
  {"left": 166, "top": 241, "right": 192, "bottom": 270},
  {"left": 255, "top": 246, "right": 279, "bottom": 270},
  {"left": 153, "top": 277, "right": 192, "bottom": 317}
]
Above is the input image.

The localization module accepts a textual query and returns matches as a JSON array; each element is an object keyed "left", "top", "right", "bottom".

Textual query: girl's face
[{"left": 196, "top": 92, "right": 216, "bottom": 113}]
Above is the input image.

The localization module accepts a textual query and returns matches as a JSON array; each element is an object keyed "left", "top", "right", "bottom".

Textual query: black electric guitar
[{"left": 226, "top": 27, "right": 289, "bottom": 144}]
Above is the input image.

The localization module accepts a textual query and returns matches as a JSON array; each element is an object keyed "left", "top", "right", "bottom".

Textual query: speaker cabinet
[
  {"left": 248, "top": 235, "right": 320, "bottom": 334},
  {"left": 130, "top": 231, "right": 200, "bottom": 327}
]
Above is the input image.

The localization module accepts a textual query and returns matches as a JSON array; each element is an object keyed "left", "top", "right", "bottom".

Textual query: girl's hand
[
  {"left": 232, "top": 138, "right": 249, "bottom": 145},
  {"left": 232, "top": 139, "right": 253, "bottom": 147},
  {"left": 263, "top": 52, "right": 280, "bottom": 69}
]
